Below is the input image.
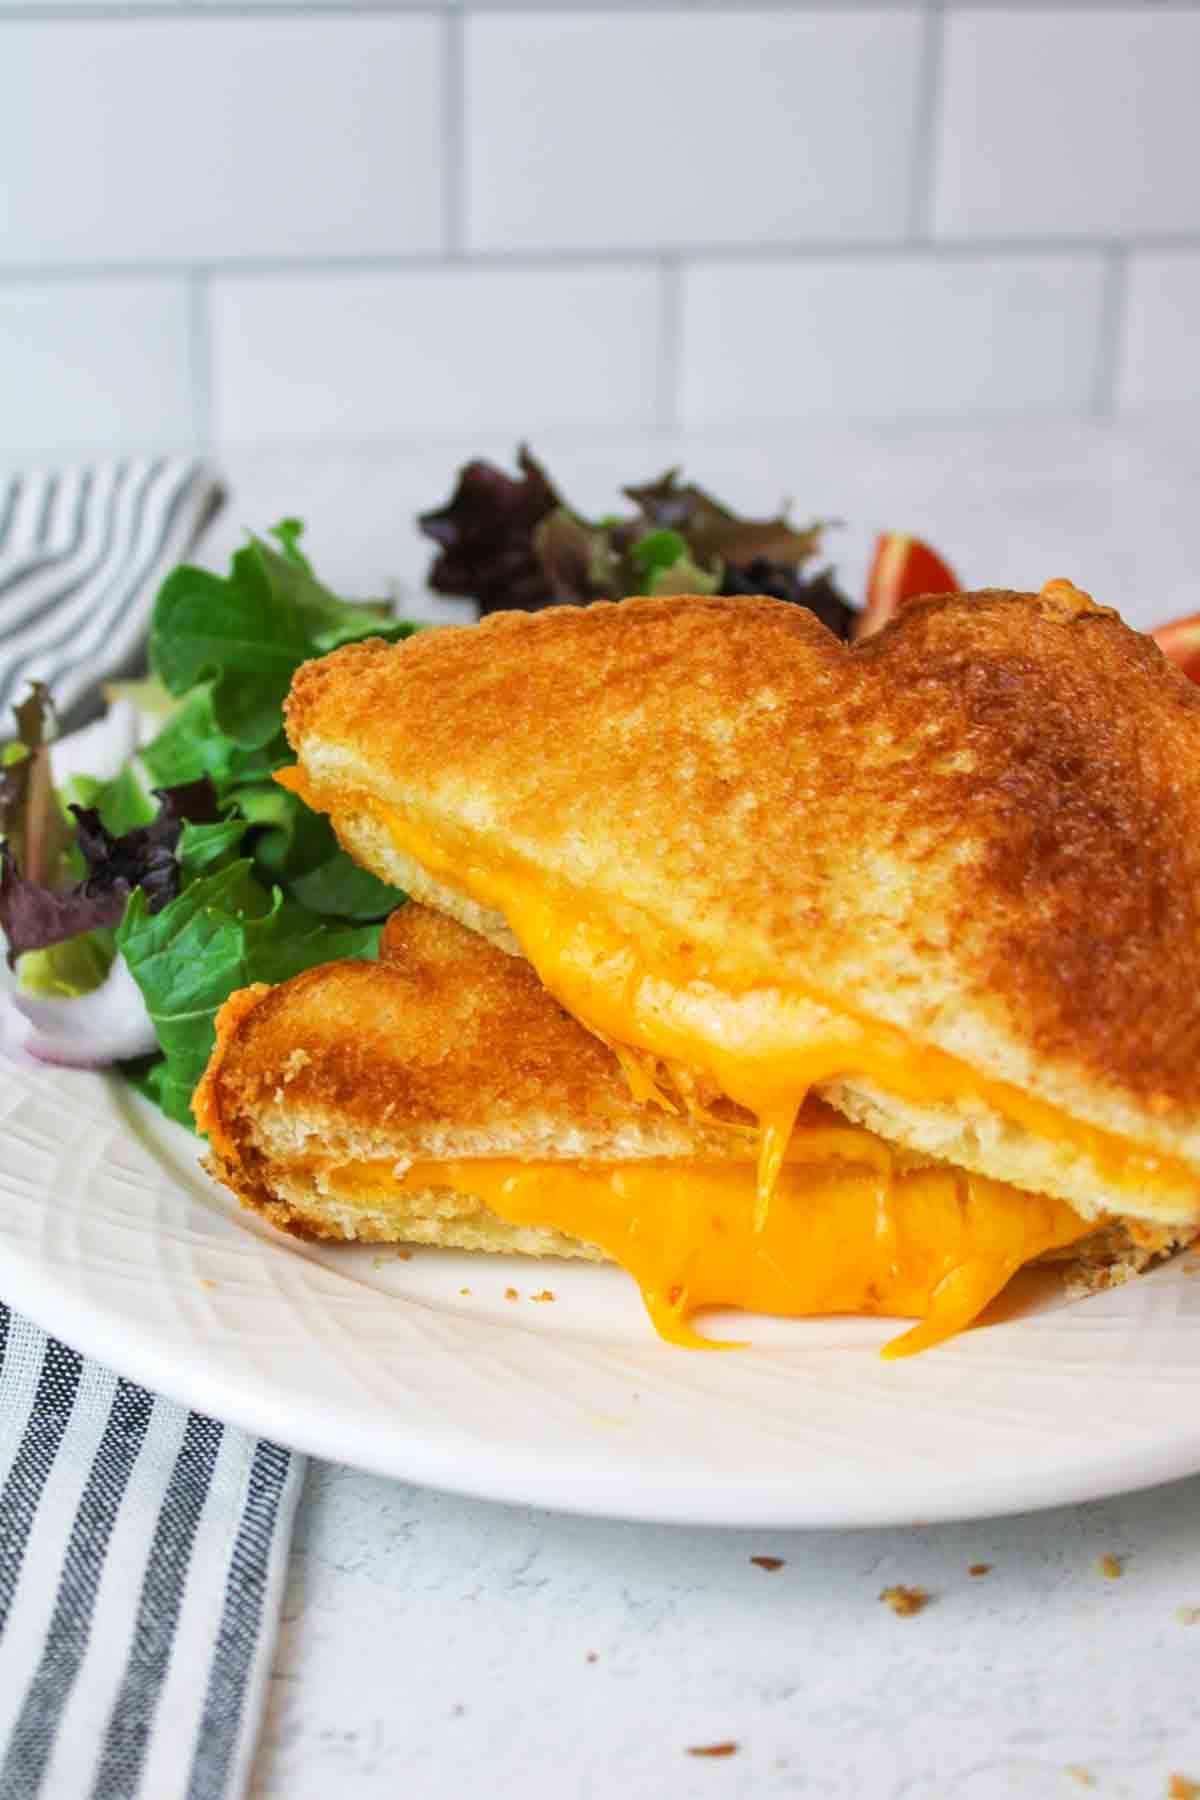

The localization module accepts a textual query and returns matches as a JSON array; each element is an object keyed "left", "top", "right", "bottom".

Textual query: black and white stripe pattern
[
  {"left": 0, "top": 1306, "right": 302, "bottom": 1800},
  {"left": 0, "top": 460, "right": 223, "bottom": 723}
]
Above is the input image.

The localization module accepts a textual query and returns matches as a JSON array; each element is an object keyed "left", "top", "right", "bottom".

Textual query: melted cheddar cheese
[
  {"left": 277, "top": 767, "right": 1194, "bottom": 1219},
  {"left": 384, "top": 1153, "right": 1092, "bottom": 1357}
]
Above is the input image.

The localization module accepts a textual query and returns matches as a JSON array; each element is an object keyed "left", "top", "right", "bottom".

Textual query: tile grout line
[
  {"left": 1091, "top": 243, "right": 1129, "bottom": 420},
  {"left": 0, "top": 0, "right": 961, "bottom": 20},
  {"left": 187, "top": 269, "right": 215, "bottom": 452},
  {"left": 5, "top": 0, "right": 1200, "bottom": 16},
  {"left": 655, "top": 257, "right": 681, "bottom": 437},
  {"left": 5, "top": 236, "right": 1200, "bottom": 285},
  {"left": 442, "top": 7, "right": 465, "bottom": 257},
  {"left": 907, "top": 0, "right": 946, "bottom": 243}
]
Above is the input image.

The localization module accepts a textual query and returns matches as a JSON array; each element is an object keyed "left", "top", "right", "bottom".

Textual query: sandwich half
[
  {"left": 277, "top": 581, "right": 1200, "bottom": 1241},
  {"left": 195, "top": 904, "right": 1182, "bottom": 1359}
]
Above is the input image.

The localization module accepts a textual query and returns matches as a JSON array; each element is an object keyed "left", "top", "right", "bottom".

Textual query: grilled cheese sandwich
[
  {"left": 279, "top": 584, "right": 1200, "bottom": 1237},
  {"left": 195, "top": 906, "right": 1126, "bottom": 1358}
]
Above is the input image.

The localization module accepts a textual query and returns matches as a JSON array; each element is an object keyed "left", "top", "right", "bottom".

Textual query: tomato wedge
[
  {"left": 1150, "top": 613, "right": 1200, "bottom": 685},
  {"left": 856, "top": 533, "right": 960, "bottom": 642}
]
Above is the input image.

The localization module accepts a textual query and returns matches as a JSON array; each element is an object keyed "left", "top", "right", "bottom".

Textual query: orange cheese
[
  {"left": 389, "top": 1154, "right": 1092, "bottom": 1357},
  {"left": 278, "top": 767, "right": 1196, "bottom": 1213}
]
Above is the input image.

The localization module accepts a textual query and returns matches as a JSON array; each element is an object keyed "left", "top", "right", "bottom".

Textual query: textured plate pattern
[{"left": 3, "top": 1054, "right": 1200, "bottom": 1528}]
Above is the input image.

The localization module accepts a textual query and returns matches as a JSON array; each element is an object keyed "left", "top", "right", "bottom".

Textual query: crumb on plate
[{"left": 880, "top": 1585, "right": 929, "bottom": 1616}]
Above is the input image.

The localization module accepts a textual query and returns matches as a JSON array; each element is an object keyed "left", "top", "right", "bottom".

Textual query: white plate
[{"left": 4, "top": 1051, "right": 1200, "bottom": 1529}]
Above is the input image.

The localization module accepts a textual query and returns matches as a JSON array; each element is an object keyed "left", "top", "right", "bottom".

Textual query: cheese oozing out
[
  {"left": 277, "top": 767, "right": 1194, "bottom": 1222},
  {"left": 344, "top": 1148, "right": 1093, "bottom": 1357}
]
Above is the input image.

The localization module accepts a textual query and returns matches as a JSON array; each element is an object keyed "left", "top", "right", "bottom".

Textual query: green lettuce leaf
[
  {"left": 149, "top": 524, "right": 413, "bottom": 750},
  {"left": 289, "top": 850, "right": 403, "bottom": 920},
  {"left": 177, "top": 816, "right": 251, "bottom": 878},
  {"left": 231, "top": 783, "right": 335, "bottom": 883},
  {"left": 141, "top": 687, "right": 290, "bottom": 792},
  {"left": 630, "top": 529, "right": 721, "bottom": 597}
]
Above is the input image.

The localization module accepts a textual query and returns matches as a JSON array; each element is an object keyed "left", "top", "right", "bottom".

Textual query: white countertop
[
  {"left": 214, "top": 423, "right": 1200, "bottom": 1800},
  {"left": 253, "top": 1465, "right": 1200, "bottom": 1800}
]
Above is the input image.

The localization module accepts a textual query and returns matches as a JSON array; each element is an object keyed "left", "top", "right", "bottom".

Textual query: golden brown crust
[
  {"left": 283, "top": 590, "right": 1200, "bottom": 1152},
  {"left": 853, "top": 589, "right": 1200, "bottom": 1108}
]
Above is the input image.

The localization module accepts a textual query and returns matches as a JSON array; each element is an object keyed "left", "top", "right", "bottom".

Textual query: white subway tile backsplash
[
  {"left": 1116, "top": 251, "right": 1200, "bottom": 419},
  {"left": 0, "top": 18, "right": 444, "bottom": 268},
  {"left": 0, "top": 281, "right": 195, "bottom": 456},
  {"left": 679, "top": 251, "right": 1106, "bottom": 427},
  {"left": 0, "top": 2, "right": 1198, "bottom": 459},
  {"left": 210, "top": 263, "right": 662, "bottom": 445},
  {"left": 465, "top": 11, "right": 924, "bottom": 255},
  {"left": 933, "top": 10, "right": 1200, "bottom": 240}
]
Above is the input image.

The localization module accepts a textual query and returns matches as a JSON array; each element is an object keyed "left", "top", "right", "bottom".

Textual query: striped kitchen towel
[
  {"left": 0, "top": 460, "right": 304, "bottom": 1799},
  {"left": 0, "top": 458, "right": 223, "bottom": 723},
  {"left": 0, "top": 1308, "right": 303, "bottom": 1800}
]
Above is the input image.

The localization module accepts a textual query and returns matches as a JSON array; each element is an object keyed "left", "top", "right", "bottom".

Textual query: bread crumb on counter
[
  {"left": 1099, "top": 1554, "right": 1124, "bottom": 1580},
  {"left": 504, "top": 1286, "right": 519, "bottom": 1301},
  {"left": 1176, "top": 1606, "right": 1200, "bottom": 1625},
  {"left": 686, "top": 1743, "right": 738, "bottom": 1759},
  {"left": 968, "top": 1563, "right": 992, "bottom": 1577},
  {"left": 1168, "top": 1777, "right": 1200, "bottom": 1799},
  {"left": 1065, "top": 1770, "right": 1094, "bottom": 1789},
  {"left": 880, "top": 1585, "right": 929, "bottom": 1616},
  {"left": 530, "top": 1289, "right": 556, "bottom": 1302},
  {"left": 750, "top": 1556, "right": 784, "bottom": 1572}
]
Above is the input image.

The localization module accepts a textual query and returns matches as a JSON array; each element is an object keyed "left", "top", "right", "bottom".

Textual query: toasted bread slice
[
  {"left": 194, "top": 905, "right": 1188, "bottom": 1358},
  {"left": 279, "top": 585, "right": 1200, "bottom": 1230}
]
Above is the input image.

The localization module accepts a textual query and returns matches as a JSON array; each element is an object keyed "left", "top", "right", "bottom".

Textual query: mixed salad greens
[
  {"left": 0, "top": 447, "right": 959, "bottom": 1132},
  {"left": 0, "top": 522, "right": 413, "bottom": 1124},
  {"left": 417, "top": 447, "right": 857, "bottom": 638}
]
